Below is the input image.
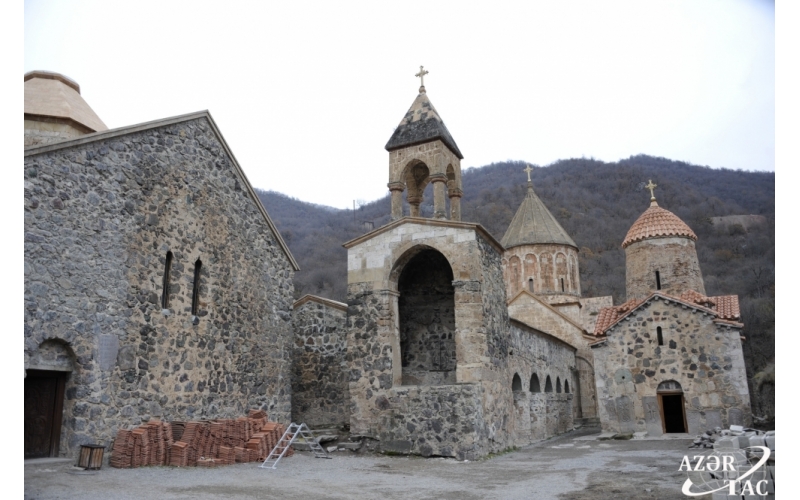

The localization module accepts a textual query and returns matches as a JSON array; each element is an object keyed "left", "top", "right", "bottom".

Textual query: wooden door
[{"left": 24, "top": 370, "right": 65, "bottom": 459}]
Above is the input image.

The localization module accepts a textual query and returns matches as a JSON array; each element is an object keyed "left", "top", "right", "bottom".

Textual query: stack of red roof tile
[
  {"left": 109, "top": 429, "right": 134, "bottom": 468},
  {"left": 168, "top": 441, "right": 188, "bottom": 467},
  {"left": 110, "top": 409, "right": 290, "bottom": 468}
]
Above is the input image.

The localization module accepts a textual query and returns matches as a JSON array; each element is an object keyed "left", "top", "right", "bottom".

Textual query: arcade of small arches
[
  {"left": 502, "top": 247, "right": 581, "bottom": 298},
  {"left": 512, "top": 372, "right": 571, "bottom": 394},
  {"left": 388, "top": 158, "right": 463, "bottom": 221}
]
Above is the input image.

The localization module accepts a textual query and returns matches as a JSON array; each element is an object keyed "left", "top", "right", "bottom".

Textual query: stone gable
[{"left": 24, "top": 114, "right": 296, "bottom": 456}]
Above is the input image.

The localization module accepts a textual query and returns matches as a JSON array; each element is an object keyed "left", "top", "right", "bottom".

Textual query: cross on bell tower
[{"left": 415, "top": 65, "right": 429, "bottom": 94}]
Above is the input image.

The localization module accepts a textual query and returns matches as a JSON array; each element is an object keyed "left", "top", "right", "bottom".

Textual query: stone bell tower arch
[{"left": 385, "top": 66, "right": 464, "bottom": 220}]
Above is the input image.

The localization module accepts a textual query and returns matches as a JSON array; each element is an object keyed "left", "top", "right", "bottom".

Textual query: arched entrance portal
[
  {"left": 657, "top": 380, "right": 687, "bottom": 433},
  {"left": 398, "top": 248, "right": 456, "bottom": 386}
]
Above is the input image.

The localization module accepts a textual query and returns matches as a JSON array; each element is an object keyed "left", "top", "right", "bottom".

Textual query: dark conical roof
[
  {"left": 385, "top": 91, "right": 463, "bottom": 159},
  {"left": 501, "top": 184, "right": 577, "bottom": 249}
]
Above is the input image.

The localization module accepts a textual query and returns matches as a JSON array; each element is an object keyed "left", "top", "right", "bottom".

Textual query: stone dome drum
[{"left": 623, "top": 199, "right": 705, "bottom": 300}]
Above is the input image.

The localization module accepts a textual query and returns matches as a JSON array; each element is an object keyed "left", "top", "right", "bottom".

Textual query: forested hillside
[{"left": 256, "top": 154, "right": 775, "bottom": 421}]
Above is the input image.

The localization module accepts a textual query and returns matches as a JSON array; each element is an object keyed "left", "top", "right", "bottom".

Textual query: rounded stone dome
[{"left": 622, "top": 201, "right": 697, "bottom": 249}]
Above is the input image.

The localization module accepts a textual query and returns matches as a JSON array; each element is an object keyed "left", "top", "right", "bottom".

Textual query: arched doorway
[
  {"left": 657, "top": 380, "right": 687, "bottom": 433},
  {"left": 397, "top": 248, "right": 456, "bottom": 385}
]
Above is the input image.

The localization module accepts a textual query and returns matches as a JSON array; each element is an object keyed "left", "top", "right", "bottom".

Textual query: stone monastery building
[{"left": 24, "top": 70, "right": 751, "bottom": 461}]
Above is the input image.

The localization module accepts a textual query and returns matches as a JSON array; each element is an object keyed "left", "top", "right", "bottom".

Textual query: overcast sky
[{"left": 24, "top": 0, "right": 775, "bottom": 209}]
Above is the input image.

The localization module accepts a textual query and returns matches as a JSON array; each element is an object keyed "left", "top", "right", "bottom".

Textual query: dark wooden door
[{"left": 24, "top": 370, "right": 65, "bottom": 459}]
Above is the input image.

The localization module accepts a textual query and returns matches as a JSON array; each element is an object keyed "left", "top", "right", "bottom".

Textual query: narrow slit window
[
  {"left": 528, "top": 278, "right": 534, "bottom": 293},
  {"left": 192, "top": 259, "right": 202, "bottom": 316},
  {"left": 656, "top": 270, "right": 661, "bottom": 290},
  {"left": 561, "top": 278, "right": 565, "bottom": 292},
  {"left": 657, "top": 326, "right": 664, "bottom": 346},
  {"left": 161, "top": 251, "right": 173, "bottom": 309}
]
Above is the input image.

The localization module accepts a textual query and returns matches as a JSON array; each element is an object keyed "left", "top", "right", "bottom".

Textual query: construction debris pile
[
  {"left": 687, "top": 425, "right": 775, "bottom": 499},
  {"left": 689, "top": 425, "right": 775, "bottom": 451},
  {"left": 109, "top": 409, "right": 292, "bottom": 468}
]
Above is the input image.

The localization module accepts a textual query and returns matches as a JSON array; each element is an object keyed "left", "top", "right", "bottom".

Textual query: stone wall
[
  {"left": 25, "top": 118, "right": 90, "bottom": 148},
  {"left": 376, "top": 384, "right": 487, "bottom": 460},
  {"left": 592, "top": 296, "right": 750, "bottom": 435},
  {"left": 507, "top": 320, "right": 576, "bottom": 440},
  {"left": 625, "top": 237, "right": 706, "bottom": 300},
  {"left": 291, "top": 297, "right": 349, "bottom": 429},
  {"left": 24, "top": 115, "right": 296, "bottom": 457},
  {"left": 502, "top": 244, "right": 581, "bottom": 301},
  {"left": 507, "top": 293, "right": 595, "bottom": 419},
  {"left": 344, "top": 219, "right": 580, "bottom": 457}
]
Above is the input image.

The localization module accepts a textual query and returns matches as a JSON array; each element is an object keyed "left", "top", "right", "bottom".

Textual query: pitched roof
[
  {"left": 24, "top": 110, "right": 299, "bottom": 271},
  {"left": 501, "top": 183, "right": 577, "bottom": 249},
  {"left": 593, "top": 298, "right": 642, "bottom": 335},
  {"left": 24, "top": 70, "right": 108, "bottom": 133},
  {"left": 384, "top": 91, "right": 463, "bottom": 159},
  {"left": 593, "top": 290, "right": 741, "bottom": 336},
  {"left": 292, "top": 294, "right": 347, "bottom": 312},
  {"left": 622, "top": 200, "right": 697, "bottom": 248}
]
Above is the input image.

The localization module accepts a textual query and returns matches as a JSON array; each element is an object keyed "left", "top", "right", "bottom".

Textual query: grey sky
[{"left": 24, "top": 0, "right": 775, "bottom": 209}]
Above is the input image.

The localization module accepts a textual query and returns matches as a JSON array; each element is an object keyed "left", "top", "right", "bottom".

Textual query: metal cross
[
  {"left": 645, "top": 179, "right": 657, "bottom": 200},
  {"left": 415, "top": 66, "right": 429, "bottom": 89},
  {"left": 524, "top": 164, "right": 533, "bottom": 182}
]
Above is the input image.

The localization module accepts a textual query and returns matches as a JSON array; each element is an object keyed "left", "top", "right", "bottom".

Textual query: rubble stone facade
[
  {"left": 343, "top": 218, "right": 577, "bottom": 459},
  {"left": 593, "top": 197, "right": 750, "bottom": 436},
  {"left": 291, "top": 295, "right": 349, "bottom": 429},
  {"left": 625, "top": 237, "right": 706, "bottom": 301},
  {"left": 24, "top": 113, "right": 297, "bottom": 458},
  {"left": 593, "top": 296, "right": 750, "bottom": 435}
]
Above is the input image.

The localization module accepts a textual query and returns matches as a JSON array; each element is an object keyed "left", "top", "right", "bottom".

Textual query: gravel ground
[{"left": 25, "top": 429, "right": 699, "bottom": 500}]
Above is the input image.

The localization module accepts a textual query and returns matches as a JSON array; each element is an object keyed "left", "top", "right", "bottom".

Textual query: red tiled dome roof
[{"left": 622, "top": 201, "right": 697, "bottom": 249}]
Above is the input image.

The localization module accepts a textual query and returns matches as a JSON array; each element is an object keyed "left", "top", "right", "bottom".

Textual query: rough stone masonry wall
[
  {"left": 24, "top": 117, "right": 295, "bottom": 457},
  {"left": 291, "top": 300, "right": 349, "bottom": 429},
  {"left": 593, "top": 296, "right": 750, "bottom": 436},
  {"left": 346, "top": 222, "right": 509, "bottom": 458},
  {"left": 474, "top": 235, "right": 519, "bottom": 453},
  {"left": 507, "top": 321, "right": 576, "bottom": 444},
  {"left": 375, "top": 384, "right": 487, "bottom": 461},
  {"left": 625, "top": 237, "right": 706, "bottom": 301}
]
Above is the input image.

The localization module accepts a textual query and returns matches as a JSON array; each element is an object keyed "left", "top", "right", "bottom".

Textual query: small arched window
[
  {"left": 191, "top": 259, "right": 203, "bottom": 316},
  {"left": 530, "top": 373, "right": 541, "bottom": 393},
  {"left": 655, "top": 270, "right": 662, "bottom": 290},
  {"left": 512, "top": 373, "right": 522, "bottom": 392},
  {"left": 564, "top": 380, "right": 570, "bottom": 393},
  {"left": 528, "top": 278, "right": 534, "bottom": 293},
  {"left": 657, "top": 326, "right": 664, "bottom": 346},
  {"left": 556, "top": 377, "right": 562, "bottom": 393},
  {"left": 161, "top": 251, "right": 173, "bottom": 309},
  {"left": 545, "top": 376, "right": 553, "bottom": 393}
]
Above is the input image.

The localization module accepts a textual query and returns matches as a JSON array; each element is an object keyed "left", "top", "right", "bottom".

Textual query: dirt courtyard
[{"left": 25, "top": 430, "right": 699, "bottom": 500}]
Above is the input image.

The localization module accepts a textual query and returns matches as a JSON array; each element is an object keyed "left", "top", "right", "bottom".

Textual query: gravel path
[{"left": 25, "top": 430, "right": 695, "bottom": 500}]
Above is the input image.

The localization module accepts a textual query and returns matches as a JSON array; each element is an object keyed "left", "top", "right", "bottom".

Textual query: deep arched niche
[{"left": 398, "top": 248, "right": 456, "bottom": 386}]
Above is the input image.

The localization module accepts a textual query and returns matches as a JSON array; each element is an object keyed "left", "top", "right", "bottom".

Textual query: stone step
[
  {"left": 309, "top": 428, "right": 340, "bottom": 435},
  {"left": 575, "top": 417, "right": 600, "bottom": 427}
]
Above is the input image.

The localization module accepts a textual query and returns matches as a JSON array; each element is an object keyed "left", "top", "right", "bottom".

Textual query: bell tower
[{"left": 385, "top": 66, "right": 464, "bottom": 220}]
